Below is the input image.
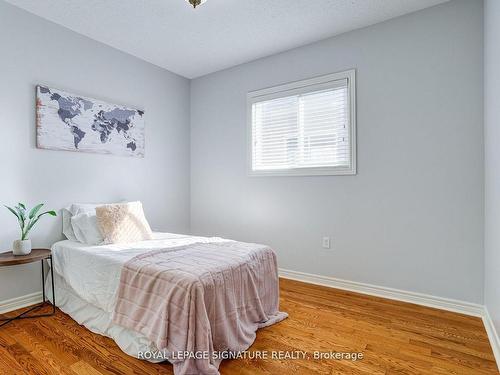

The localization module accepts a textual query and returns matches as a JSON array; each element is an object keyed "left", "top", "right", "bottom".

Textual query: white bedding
[
  {"left": 47, "top": 272, "right": 163, "bottom": 361},
  {"left": 51, "top": 232, "right": 229, "bottom": 313},
  {"left": 47, "top": 232, "right": 231, "bottom": 362}
]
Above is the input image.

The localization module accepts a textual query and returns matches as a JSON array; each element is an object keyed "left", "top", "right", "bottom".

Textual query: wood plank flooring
[{"left": 0, "top": 278, "right": 497, "bottom": 374}]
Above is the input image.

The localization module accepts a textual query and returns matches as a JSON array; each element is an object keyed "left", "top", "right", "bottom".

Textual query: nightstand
[{"left": 0, "top": 248, "right": 55, "bottom": 327}]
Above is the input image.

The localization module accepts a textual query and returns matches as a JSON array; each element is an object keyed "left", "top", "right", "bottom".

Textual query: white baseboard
[
  {"left": 279, "top": 268, "right": 484, "bottom": 317},
  {"left": 0, "top": 291, "right": 43, "bottom": 315},
  {"left": 483, "top": 307, "right": 500, "bottom": 369}
]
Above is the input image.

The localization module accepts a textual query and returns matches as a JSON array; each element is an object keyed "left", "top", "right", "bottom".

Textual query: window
[{"left": 247, "top": 70, "right": 356, "bottom": 176}]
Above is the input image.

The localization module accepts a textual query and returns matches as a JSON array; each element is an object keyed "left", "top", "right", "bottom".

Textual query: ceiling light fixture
[{"left": 186, "top": 0, "right": 207, "bottom": 8}]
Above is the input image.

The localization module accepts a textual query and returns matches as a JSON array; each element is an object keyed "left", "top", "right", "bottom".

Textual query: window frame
[{"left": 247, "top": 69, "right": 357, "bottom": 177}]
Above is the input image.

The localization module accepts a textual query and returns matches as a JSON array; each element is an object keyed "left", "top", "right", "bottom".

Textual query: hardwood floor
[{"left": 0, "top": 278, "right": 497, "bottom": 374}]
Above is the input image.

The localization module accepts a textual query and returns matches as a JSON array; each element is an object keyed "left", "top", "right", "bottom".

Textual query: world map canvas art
[{"left": 36, "top": 85, "right": 145, "bottom": 157}]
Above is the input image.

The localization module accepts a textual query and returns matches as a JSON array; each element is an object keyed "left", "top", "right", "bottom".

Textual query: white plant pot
[{"left": 13, "top": 239, "right": 32, "bottom": 256}]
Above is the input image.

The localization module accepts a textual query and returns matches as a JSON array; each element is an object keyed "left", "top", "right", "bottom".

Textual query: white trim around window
[{"left": 247, "top": 69, "right": 357, "bottom": 177}]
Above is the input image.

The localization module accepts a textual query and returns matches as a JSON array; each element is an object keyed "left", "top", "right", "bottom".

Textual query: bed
[{"left": 46, "top": 232, "right": 287, "bottom": 375}]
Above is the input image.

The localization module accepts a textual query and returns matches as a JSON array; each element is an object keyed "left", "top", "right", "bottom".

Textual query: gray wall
[
  {"left": 190, "top": 0, "right": 484, "bottom": 303},
  {"left": 0, "top": 1, "right": 191, "bottom": 301},
  {"left": 0, "top": 0, "right": 487, "bottom": 307},
  {"left": 485, "top": 0, "right": 500, "bottom": 333}
]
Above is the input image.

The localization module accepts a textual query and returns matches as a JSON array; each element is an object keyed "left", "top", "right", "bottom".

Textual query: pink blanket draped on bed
[{"left": 112, "top": 241, "right": 288, "bottom": 375}]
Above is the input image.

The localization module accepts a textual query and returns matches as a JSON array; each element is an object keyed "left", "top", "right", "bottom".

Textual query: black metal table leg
[
  {"left": 49, "top": 255, "right": 55, "bottom": 314},
  {"left": 0, "top": 256, "right": 56, "bottom": 327},
  {"left": 42, "top": 259, "right": 46, "bottom": 303}
]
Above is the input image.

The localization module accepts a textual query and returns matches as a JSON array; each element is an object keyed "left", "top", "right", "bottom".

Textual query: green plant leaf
[
  {"left": 37, "top": 210, "right": 57, "bottom": 218},
  {"left": 29, "top": 203, "right": 44, "bottom": 219},
  {"left": 5, "top": 205, "right": 20, "bottom": 220},
  {"left": 24, "top": 210, "right": 57, "bottom": 236},
  {"left": 5, "top": 205, "right": 25, "bottom": 239},
  {"left": 15, "top": 206, "right": 26, "bottom": 221},
  {"left": 25, "top": 217, "right": 38, "bottom": 234},
  {"left": 16, "top": 204, "right": 26, "bottom": 216}
]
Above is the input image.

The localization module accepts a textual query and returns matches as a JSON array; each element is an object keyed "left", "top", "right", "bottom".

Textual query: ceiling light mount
[{"left": 186, "top": 0, "right": 207, "bottom": 8}]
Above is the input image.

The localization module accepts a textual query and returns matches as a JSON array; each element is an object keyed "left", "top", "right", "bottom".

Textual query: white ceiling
[{"left": 5, "top": 0, "right": 449, "bottom": 79}]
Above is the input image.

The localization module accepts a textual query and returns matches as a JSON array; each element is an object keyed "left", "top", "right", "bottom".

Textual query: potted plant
[{"left": 4, "top": 203, "right": 56, "bottom": 255}]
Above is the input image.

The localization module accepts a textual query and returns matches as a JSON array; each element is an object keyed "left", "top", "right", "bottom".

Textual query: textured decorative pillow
[{"left": 95, "top": 202, "right": 153, "bottom": 244}]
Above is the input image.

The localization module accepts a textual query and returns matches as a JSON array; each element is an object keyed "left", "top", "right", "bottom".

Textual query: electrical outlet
[{"left": 322, "top": 237, "right": 331, "bottom": 249}]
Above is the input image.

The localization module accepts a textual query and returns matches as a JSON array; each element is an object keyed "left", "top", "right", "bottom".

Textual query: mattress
[
  {"left": 46, "top": 232, "right": 230, "bottom": 362},
  {"left": 50, "top": 232, "right": 229, "bottom": 314},
  {"left": 46, "top": 271, "right": 163, "bottom": 362}
]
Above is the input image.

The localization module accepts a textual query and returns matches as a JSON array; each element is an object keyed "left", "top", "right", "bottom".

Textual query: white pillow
[
  {"left": 71, "top": 213, "right": 104, "bottom": 246},
  {"left": 62, "top": 203, "right": 112, "bottom": 241},
  {"left": 71, "top": 203, "right": 107, "bottom": 215},
  {"left": 62, "top": 208, "right": 78, "bottom": 241}
]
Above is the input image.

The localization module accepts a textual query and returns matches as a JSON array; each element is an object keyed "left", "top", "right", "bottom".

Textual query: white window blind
[{"left": 248, "top": 70, "right": 356, "bottom": 176}]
